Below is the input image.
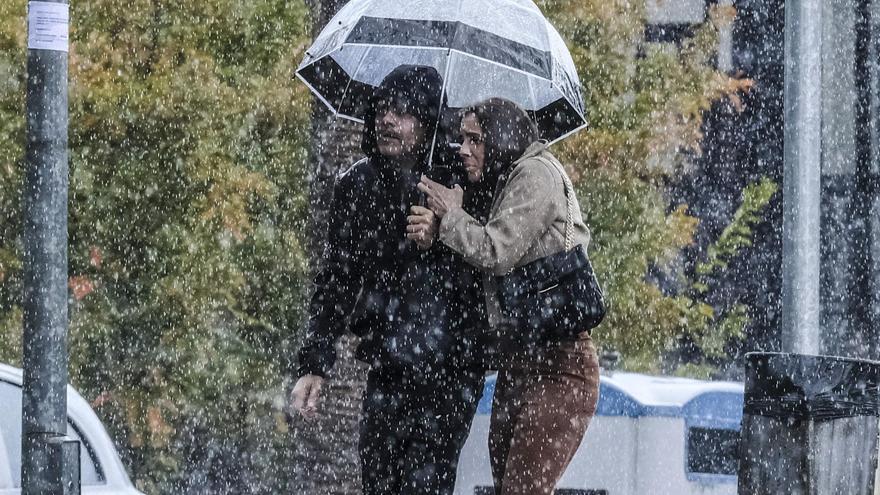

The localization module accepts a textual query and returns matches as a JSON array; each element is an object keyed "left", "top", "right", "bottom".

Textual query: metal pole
[
  {"left": 782, "top": 0, "right": 822, "bottom": 355},
  {"left": 852, "top": 0, "right": 877, "bottom": 357},
  {"left": 21, "top": 1, "right": 73, "bottom": 494}
]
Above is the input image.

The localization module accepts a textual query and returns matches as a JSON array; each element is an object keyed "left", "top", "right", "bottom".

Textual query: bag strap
[{"left": 534, "top": 156, "right": 576, "bottom": 252}]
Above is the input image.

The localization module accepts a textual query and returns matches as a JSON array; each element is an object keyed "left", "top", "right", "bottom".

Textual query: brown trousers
[{"left": 488, "top": 333, "right": 600, "bottom": 495}]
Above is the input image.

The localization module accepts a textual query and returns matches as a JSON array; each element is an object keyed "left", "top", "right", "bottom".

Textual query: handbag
[{"left": 490, "top": 157, "right": 607, "bottom": 352}]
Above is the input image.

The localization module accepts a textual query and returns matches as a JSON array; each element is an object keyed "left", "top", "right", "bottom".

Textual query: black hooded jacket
[{"left": 296, "top": 66, "right": 478, "bottom": 378}]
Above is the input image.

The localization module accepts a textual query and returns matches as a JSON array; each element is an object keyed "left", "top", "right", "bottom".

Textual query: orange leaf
[
  {"left": 69, "top": 276, "right": 94, "bottom": 300},
  {"left": 89, "top": 246, "right": 103, "bottom": 268},
  {"left": 91, "top": 390, "right": 112, "bottom": 408}
]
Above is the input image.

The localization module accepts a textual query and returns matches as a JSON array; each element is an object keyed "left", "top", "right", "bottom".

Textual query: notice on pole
[{"left": 27, "top": 2, "right": 69, "bottom": 53}]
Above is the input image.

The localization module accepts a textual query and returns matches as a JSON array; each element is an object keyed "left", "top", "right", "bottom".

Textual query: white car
[{"left": 0, "top": 363, "right": 144, "bottom": 494}]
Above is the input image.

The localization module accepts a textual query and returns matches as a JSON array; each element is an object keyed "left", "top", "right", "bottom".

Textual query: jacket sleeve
[
  {"left": 295, "top": 175, "right": 364, "bottom": 378},
  {"left": 439, "top": 159, "right": 558, "bottom": 275}
]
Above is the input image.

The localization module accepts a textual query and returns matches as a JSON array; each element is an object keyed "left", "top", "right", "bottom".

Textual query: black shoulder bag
[{"left": 489, "top": 157, "right": 607, "bottom": 357}]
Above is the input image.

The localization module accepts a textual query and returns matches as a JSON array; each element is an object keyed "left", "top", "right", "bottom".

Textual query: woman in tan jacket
[{"left": 415, "top": 98, "right": 600, "bottom": 495}]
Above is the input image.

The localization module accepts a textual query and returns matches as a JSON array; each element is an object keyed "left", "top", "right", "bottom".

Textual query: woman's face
[{"left": 459, "top": 113, "right": 486, "bottom": 183}]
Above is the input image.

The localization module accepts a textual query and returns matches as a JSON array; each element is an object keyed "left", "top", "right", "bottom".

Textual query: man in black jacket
[{"left": 290, "top": 65, "right": 483, "bottom": 495}]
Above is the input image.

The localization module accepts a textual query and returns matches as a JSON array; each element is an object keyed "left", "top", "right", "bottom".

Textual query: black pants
[{"left": 359, "top": 364, "right": 484, "bottom": 495}]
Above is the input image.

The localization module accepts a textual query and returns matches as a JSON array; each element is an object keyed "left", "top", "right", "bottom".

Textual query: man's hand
[
  {"left": 418, "top": 175, "right": 463, "bottom": 219},
  {"left": 291, "top": 374, "right": 324, "bottom": 420},
  {"left": 407, "top": 205, "right": 438, "bottom": 250}
]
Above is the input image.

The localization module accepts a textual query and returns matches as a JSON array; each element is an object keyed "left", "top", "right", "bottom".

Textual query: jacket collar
[
  {"left": 514, "top": 140, "right": 549, "bottom": 164},
  {"left": 372, "top": 157, "right": 426, "bottom": 186}
]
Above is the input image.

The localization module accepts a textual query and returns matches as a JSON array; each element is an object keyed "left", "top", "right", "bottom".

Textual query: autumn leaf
[
  {"left": 147, "top": 406, "right": 175, "bottom": 448},
  {"left": 91, "top": 390, "right": 112, "bottom": 408},
  {"left": 69, "top": 275, "right": 95, "bottom": 301},
  {"left": 89, "top": 246, "right": 103, "bottom": 268}
]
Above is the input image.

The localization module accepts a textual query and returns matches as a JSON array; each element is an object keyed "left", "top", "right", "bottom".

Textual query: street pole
[
  {"left": 852, "top": 0, "right": 877, "bottom": 357},
  {"left": 741, "top": 5, "right": 880, "bottom": 493},
  {"left": 781, "top": 0, "right": 822, "bottom": 355},
  {"left": 21, "top": 1, "right": 78, "bottom": 494}
]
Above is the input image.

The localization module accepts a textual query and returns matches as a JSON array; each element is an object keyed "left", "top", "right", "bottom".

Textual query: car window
[
  {"left": 64, "top": 422, "right": 103, "bottom": 484},
  {"left": 0, "top": 380, "right": 103, "bottom": 487},
  {"left": 686, "top": 426, "right": 739, "bottom": 476}
]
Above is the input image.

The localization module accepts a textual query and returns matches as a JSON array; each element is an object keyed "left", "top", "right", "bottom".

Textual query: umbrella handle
[{"left": 426, "top": 50, "right": 454, "bottom": 173}]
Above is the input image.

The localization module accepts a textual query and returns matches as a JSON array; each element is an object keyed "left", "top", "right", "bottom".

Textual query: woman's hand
[
  {"left": 406, "top": 205, "right": 437, "bottom": 250},
  {"left": 418, "top": 175, "right": 463, "bottom": 218},
  {"left": 291, "top": 374, "right": 324, "bottom": 420}
]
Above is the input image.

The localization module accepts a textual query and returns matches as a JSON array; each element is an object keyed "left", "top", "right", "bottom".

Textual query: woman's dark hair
[{"left": 464, "top": 98, "right": 540, "bottom": 177}]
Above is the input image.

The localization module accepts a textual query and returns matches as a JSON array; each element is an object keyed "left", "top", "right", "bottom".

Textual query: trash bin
[{"left": 739, "top": 352, "right": 880, "bottom": 495}]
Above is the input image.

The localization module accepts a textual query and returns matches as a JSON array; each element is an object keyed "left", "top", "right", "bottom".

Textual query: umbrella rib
[
  {"left": 336, "top": 47, "right": 372, "bottom": 119},
  {"left": 426, "top": 0, "right": 464, "bottom": 170},
  {"left": 549, "top": 74, "right": 586, "bottom": 117},
  {"left": 454, "top": 0, "right": 465, "bottom": 48},
  {"left": 544, "top": 77, "right": 588, "bottom": 143},
  {"left": 526, "top": 74, "right": 540, "bottom": 114},
  {"left": 341, "top": 43, "right": 449, "bottom": 52},
  {"left": 426, "top": 51, "right": 454, "bottom": 170},
  {"left": 546, "top": 121, "right": 588, "bottom": 146},
  {"left": 294, "top": 70, "right": 348, "bottom": 119},
  {"left": 540, "top": 18, "right": 553, "bottom": 64}
]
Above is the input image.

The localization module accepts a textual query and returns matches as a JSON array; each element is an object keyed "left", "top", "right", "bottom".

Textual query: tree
[
  {"left": 0, "top": 0, "right": 775, "bottom": 493},
  {"left": 0, "top": 0, "right": 314, "bottom": 492},
  {"left": 539, "top": 0, "right": 772, "bottom": 373},
  {"left": 289, "top": 1, "right": 367, "bottom": 492}
]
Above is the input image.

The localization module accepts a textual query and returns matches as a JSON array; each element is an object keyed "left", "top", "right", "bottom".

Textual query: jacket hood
[
  {"left": 514, "top": 140, "right": 550, "bottom": 163},
  {"left": 361, "top": 65, "right": 445, "bottom": 164},
  {"left": 485, "top": 140, "right": 548, "bottom": 193}
]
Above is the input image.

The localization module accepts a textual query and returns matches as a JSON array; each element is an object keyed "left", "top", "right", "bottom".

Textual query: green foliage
[
  {"left": 695, "top": 178, "right": 779, "bottom": 285},
  {"left": 0, "top": 0, "right": 311, "bottom": 492},
  {"left": 539, "top": 0, "right": 768, "bottom": 373},
  {"left": 685, "top": 179, "right": 778, "bottom": 366},
  {"left": 0, "top": 0, "right": 777, "bottom": 490}
]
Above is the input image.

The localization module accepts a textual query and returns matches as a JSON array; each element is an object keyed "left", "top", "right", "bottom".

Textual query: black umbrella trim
[
  {"left": 529, "top": 97, "right": 587, "bottom": 142},
  {"left": 297, "top": 52, "right": 585, "bottom": 140},
  {"left": 297, "top": 54, "right": 375, "bottom": 118},
  {"left": 347, "top": 16, "right": 553, "bottom": 80}
]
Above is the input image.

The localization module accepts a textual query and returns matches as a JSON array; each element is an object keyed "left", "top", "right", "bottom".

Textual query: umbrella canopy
[{"left": 296, "top": 0, "right": 586, "bottom": 143}]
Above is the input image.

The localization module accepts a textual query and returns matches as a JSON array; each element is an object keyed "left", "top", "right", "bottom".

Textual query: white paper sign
[{"left": 27, "top": 2, "right": 69, "bottom": 52}]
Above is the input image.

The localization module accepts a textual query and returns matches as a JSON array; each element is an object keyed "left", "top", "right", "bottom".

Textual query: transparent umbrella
[{"left": 296, "top": 0, "right": 586, "bottom": 143}]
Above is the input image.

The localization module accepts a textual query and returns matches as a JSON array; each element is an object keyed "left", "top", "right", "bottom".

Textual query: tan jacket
[{"left": 439, "top": 141, "right": 591, "bottom": 327}]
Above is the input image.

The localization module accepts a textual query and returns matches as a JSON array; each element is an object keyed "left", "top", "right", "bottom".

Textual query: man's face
[{"left": 374, "top": 99, "right": 426, "bottom": 160}]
